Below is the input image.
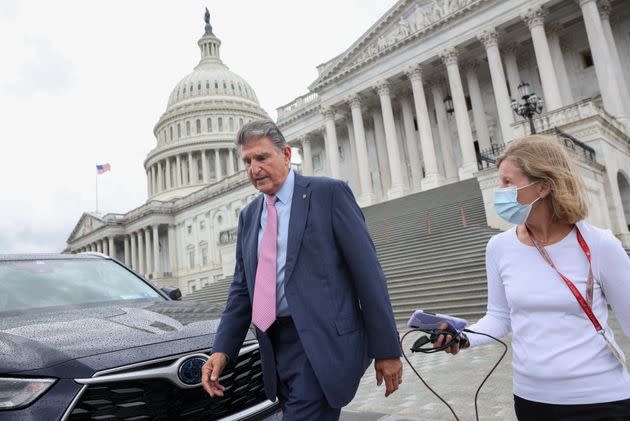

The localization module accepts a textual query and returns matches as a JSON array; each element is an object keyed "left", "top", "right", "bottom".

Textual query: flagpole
[{"left": 95, "top": 171, "right": 99, "bottom": 213}]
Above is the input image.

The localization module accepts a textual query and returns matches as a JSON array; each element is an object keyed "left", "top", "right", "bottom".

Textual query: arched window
[
  {"left": 186, "top": 121, "right": 191, "bottom": 136},
  {"left": 214, "top": 81, "right": 218, "bottom": 89},
  {"left": 177, "top": 123, "right": 181, "bottom": 139},
  {"left": 239, "top": 118, "right": 243, "bottom": 128},
  {"left": 189, "top": 84, "right": 193, "bottom": 93},
  {"left": 229, "top": 117, "right": 234, "bottom": 132},
  {"left": 231, "top": 83, "right": 235, "bottom": 91},
  {"left": 197, "top": 83, "right": 201, "bottom": 91},
  {"left": 196, "top": 119, "right": 201, "bottom": 134},
  {"left": 207, "top": 117, "right": 212, "bottom": 132},
  {"left": 206, "top": 81, "right": 210, "bottom": 89},
  {"left": 218, "top": 117, "right": 223, "bottom": 132},
  {"left": 169, "top": 126, "right": 173, "bottom": 141},
  {"left": 223, "top": 81, "right": 227, "bottom": 90}
]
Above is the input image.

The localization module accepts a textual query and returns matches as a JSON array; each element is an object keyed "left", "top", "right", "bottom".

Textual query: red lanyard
[{"left": 524, "top": 224, "right": 626, "bottom": 366}]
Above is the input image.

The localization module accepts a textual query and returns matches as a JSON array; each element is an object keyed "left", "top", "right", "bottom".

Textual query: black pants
[{"left": 514, "top": 395, "right": 630, "bottom": 421}]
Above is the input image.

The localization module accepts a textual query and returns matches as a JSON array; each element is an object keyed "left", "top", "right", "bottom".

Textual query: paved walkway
[{"left": 341, "top": 313, "right": 630, "bottom": 421}]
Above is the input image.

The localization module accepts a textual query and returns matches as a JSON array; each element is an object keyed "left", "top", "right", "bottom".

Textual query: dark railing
[
  {"left": 477, "top": 143, "right": 506, "bottom": 170},
  {"left": 476, "top": 127, "right": 596, "bottom": 170},
  {"left": 545, "top": 127, "right": 596, "bottom": 162}
]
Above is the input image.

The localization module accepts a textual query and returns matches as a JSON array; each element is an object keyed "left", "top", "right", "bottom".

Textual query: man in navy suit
[{"left": 201, "top": 120, "right": 402, "bottom": 420}]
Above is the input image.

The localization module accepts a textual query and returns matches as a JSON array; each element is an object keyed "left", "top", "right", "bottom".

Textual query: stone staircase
[
  {"left": 183, "top": 275, "right": 232, "bottom": 305},
  {"left": 185, "top": 178, "right": 499, "bottom": 324}
]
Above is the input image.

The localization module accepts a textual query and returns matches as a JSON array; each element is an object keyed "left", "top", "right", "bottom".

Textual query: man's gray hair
[{"left": 236, "top": 119, "right": 287, "bottom": 151}]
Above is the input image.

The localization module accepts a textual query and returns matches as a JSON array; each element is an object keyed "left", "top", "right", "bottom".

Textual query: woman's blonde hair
[{"left": 496, "top": 134, "right": 588, "bottom": 224}]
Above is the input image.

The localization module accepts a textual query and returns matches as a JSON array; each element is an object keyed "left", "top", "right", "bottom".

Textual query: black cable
[
  {"left": 400, "top": 328, "right": 508, "bottom": 421},
  {"left": 401, "top": 328, "right": 461, "bottom": 421}
]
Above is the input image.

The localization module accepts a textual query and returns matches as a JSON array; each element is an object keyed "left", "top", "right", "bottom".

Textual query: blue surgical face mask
[{"left": 493, "top": 181, "right": 541, "bottom": 225}]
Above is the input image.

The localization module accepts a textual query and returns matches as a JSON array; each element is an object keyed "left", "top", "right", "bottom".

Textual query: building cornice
[{"left": 309, "top": 0, "right": 491, "bottom": 91}]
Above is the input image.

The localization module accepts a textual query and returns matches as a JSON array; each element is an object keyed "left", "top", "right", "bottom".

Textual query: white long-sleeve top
[{"left": 468, "top": 221, "right": 630, "bottom": 404}]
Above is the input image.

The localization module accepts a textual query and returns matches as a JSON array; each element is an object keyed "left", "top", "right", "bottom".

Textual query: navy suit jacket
[{"left": 212, "top": 174, "right": 400, "bottom": 408}]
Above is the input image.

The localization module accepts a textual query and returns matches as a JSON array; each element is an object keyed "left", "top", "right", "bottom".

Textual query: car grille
[{"left": 68, "top": 347, "right": 267, "bottom": 420}]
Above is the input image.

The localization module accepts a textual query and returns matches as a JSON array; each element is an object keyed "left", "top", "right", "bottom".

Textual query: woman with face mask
[{"left": 435, "top": 135, "right": 630, "bottom": 420}]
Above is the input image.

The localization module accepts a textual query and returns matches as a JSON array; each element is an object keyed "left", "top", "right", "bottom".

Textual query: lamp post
[
  {"left": 444, "top": 94, "right": 455, "bottom": 115},
  {"left": 511, "top": 81, "right": 544, "bottom": 134}
]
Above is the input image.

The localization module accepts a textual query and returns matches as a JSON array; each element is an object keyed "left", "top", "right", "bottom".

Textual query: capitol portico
[
  {"left": 67, "top": 0, "right": 630, "bottom": 295},
  {"left": 277, "top": 0, "right": 630, "bottom": 245}
]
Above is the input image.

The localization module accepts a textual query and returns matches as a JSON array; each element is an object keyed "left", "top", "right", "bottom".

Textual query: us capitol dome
[{"left": 145, "top": 9, "right": 269, "bottom": 201}]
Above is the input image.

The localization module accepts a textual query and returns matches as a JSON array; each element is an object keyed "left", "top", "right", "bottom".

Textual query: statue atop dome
[{"left": 204, "top": 8, "right": 214, "bottom": 36}]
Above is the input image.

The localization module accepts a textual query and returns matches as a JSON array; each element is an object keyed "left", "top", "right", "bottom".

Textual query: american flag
[{"left": 96, "top": 163, "right": 111, "bottom": 174}]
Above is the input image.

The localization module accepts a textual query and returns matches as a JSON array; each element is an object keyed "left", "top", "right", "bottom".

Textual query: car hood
[{"left": 0, "top": 299, "right": 229, "bottom": 373}]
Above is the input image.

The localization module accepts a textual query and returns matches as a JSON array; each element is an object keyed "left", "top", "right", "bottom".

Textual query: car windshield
[{"left": 0, "top": 258, "right": 163, "bottom": 312}]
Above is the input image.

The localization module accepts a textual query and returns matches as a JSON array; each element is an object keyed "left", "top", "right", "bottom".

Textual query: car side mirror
[{"left": 160, "top": 287, "right": 182, "bottom": 301}]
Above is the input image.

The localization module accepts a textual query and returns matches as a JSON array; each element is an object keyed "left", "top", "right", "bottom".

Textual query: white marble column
[
  {"left": 103, "top": 239, "right": 109, "bottom": 255},
  {"left": 138, "top": 230, "right": 145, "bottom": 275},
  {"left": 175, "top": 155, "right": 182, "bottom": 187},
  {"left": 463, "top": 60, "right": 492, "bottom": 149},
  {"left": 430, "top": 79, "right": 458, "bottom": 181},
  {"left": 375, "top": 81, "right": 405, "bottom": 198},
  {"left": 301, "top": 136, "right": 313, "bottom": 176},
  {"left": 168, "top": 224, "right": 177, "bottom": 276},
  {"left": 523, "top": 7, "right": 563, "bottom": 111},
  {"left": 344, "top": 117, "right": 360, "bottom": 189},
  {"left": 502, "top": 43, "right": 522, "bottom": 101},
  {"left": 322, "top": 107, "right": 341, "bottom": 179},
  {"left": 153, "top": 225, "right": 161, "bottom": 278},
  {"left": 407, "top": 66, "right": 443, "bottom": 190},
  {"left": 187, "top": 152, "right": 194, "bottom": 185},
  {"left": 347, "top": 95, "right": 374, "bottom": 204},
  {"left": 371, "top": 107, "right": 390, "bottom": 193},
  {"left": 599, "top": 0, "right": 630, "bottom": 119},
  {"left": 399, "top": 95, "right": 423, "bottom": 191},
  {"left": 228, "top": 148, "right": 235, "bottom": 176},
  {"left": 156, "top": 162, "right": 163, "bottom": 193},
  {"left": 96, "top": 240, "right": 102, "bottom": 253},
  {"left": 478, "top": 30, "right": 514, "bottom": 143},
  {"left": 144, "top": 228, "right": 152, "bottom": 278},
  {"left": 165, "top": 159, "right": 172, "bottom": 190},
  {"left": 202, "top": 150, "right": 209, "bottom": 183},
  {"left": 150, "top": 164, "right": 158, "bottom": 196},
  {"left": 124, "top": 236, "right": 130, "bottom": 266},
  {"left": 215, "top": 149, "right": 222, "bottom": 180},
  {"left": 546, "top": 23, "right": 574, "bottom": 106},
  {"left": 147, "top": 169, "right": 152, "bottom": 198},
  {"left": 441, "top": 48, "right": 478, "bottom": 179},
  {"left": 130, "top": 233, "right": 137, "bottom": 271},
  {"left": 482, "top": 29, "right": 518, "bottom": 144},
  {"left": 108, "top": 237, "right": 115, "bottom": 258}
]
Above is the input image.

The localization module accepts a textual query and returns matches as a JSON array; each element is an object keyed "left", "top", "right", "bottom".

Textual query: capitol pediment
[
  {"left": 67, "top": 213, "right": 106, "bottom": 243},
  {"left": 309, "top": 0, "right": 484, "bottom": 90}
]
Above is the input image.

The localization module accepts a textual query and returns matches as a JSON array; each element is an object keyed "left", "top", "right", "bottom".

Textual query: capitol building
[{"left": 67, "top": 0, "right": 630, "bottom": 295}]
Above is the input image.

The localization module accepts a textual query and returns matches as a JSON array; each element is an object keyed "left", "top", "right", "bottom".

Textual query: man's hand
[
  {"left": 201, "top": 352, "right": 228, "bottom": 397},
  {"left": 374, "top": 357, "right": 403, "bottom": 397}
]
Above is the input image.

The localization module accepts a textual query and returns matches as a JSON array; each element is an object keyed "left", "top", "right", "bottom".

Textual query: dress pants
[
  {"left": 514, "top": 395, "right": 630, "bottom": 421},
  {"left": 267, "top": 317, "right": 341, "bottom": 421}
]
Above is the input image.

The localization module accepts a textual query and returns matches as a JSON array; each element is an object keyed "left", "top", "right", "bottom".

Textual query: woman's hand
[{"left": 432, "top": 322, "right": 469, "bottom": 355}]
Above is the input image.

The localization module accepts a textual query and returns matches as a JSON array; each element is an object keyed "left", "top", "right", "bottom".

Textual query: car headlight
[{"left": 0, "top": 378, "right": 56, "bottom": 409}]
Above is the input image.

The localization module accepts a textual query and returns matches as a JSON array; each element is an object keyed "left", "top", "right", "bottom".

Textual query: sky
[{"left": 0, "top": 0, "right": 397, "bottom": 253}]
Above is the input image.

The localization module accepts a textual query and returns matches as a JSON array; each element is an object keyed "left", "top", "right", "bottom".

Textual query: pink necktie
[{"left": 252, "top": 195, "right": 277, "bottom": 332}]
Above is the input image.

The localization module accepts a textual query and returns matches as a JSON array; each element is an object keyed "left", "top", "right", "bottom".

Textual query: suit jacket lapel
[
  {"left": 284, "top": 174, "right": 310, "bottom": 285},
  {"left": 244, "top": 195, "right": 264, "bottom": 293}
]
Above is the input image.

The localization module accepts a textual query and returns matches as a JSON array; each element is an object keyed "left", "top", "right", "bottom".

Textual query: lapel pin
[{"left": 302, "top": 194, "right": 307, "bottom": 199}]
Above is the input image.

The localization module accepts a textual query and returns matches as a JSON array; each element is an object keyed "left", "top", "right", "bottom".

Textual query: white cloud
[
  {"left": 2, "top": 37, "right": 75, "bottom": 96},
  {"left": 0, "top": 0, "right": 17, "bottom": 20}
]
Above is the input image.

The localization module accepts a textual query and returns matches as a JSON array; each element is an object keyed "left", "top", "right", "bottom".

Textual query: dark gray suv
[{"left": 0, "top": 253, "right": 280, "bottom": 420}]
